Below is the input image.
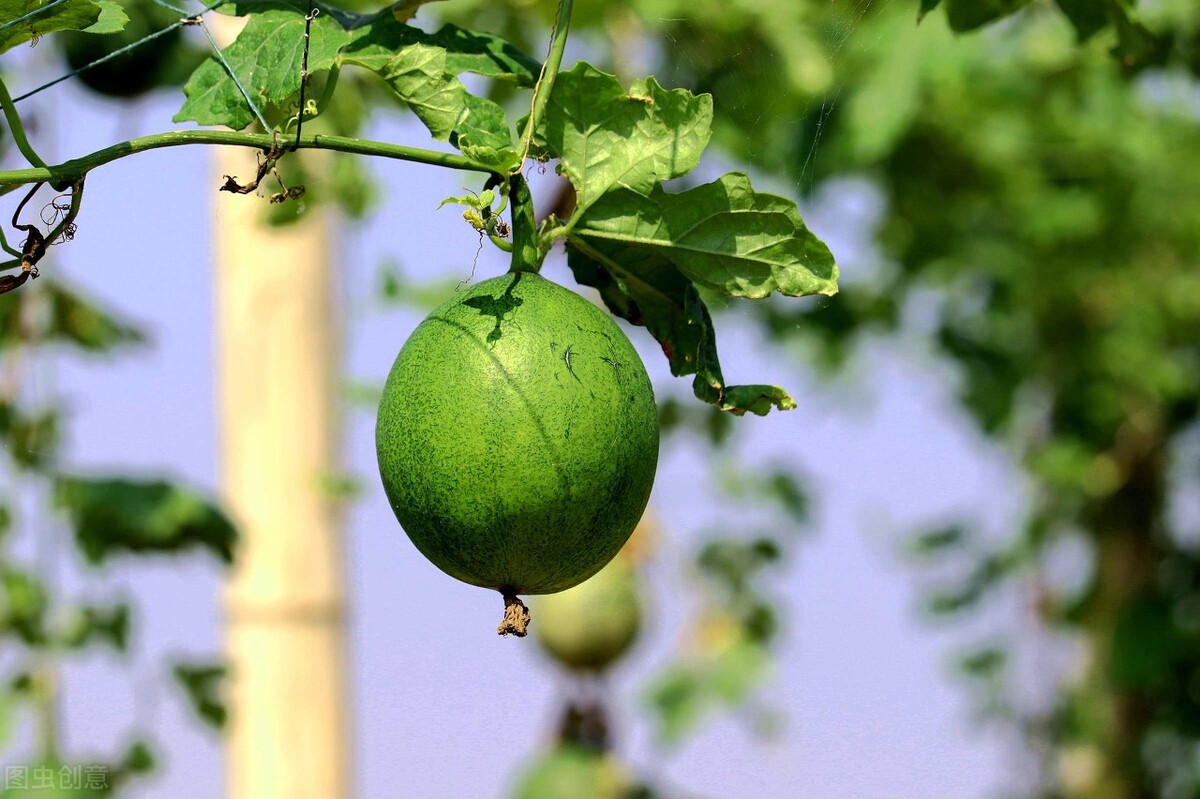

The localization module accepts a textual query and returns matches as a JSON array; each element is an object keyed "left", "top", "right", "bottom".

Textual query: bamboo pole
[{"left": 213, "top": 146, "right": 349, "bottom": 798}]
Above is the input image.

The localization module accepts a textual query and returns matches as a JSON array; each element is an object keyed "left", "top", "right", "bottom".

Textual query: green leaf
[
  {"left": 564, "top": 172, "right": 835, "bottom": 415},
  {"left": 1108, "top": 3, "right": 1172, "bottom": 72},
  {"left": 55, "top": 476, "right": 237, "bottom": 565},
  {"left": 341, "top": 18, "right": 539, "bottom": 84},
  {"left": 1052, "top": 0, "right": 1109, "bottom": 42},
  {"left": 943, "top": 0, "right": 1033, "bottom": 32},
  {"left": 172, "top": 662, "right": 227, "bottom": 729},
  {"left": 175, "top": 8, "right": 351, "bottom": 129},
  {"left": 81, "top": 0, "right": 126, "bottom": 33},
  {"left": 917, "top": 0, "right": 941, "bottom": 23},
  {"left": 573, "top": 173, "right": 837, "bottom": 300},
  {"left": 60, "top": 602, "right": 131, "bottom": 650},
  {"left": 536, "top": 62, "right": 713, "bottom": 212},
  {"left": 0, "top": 403, "right": 58, "bottom": 471},
  {"left": 568, "top": 243, "right": 794, "bottom": 416},
  {"left": 373, "top": 42, "right": 466, "bottom": 140},
  {"left": 0, "top": 567, "right": 48, "bottom": 644},
  {"left": 643, "top": 666, "right": 708, "bottom": 743},
  {"left": 0, "top": 0, "right": 103, "bottom": 52},
  {"left": 342, "top": 26, "right": 520, "bottom": 156}
]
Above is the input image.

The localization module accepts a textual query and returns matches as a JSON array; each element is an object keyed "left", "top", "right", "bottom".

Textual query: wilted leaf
[{"left": 55, "top": 476, "right": 237, "bottom": 565}]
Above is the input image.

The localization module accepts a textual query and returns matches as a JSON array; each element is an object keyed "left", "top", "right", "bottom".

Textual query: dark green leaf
[
  {"left": 0, "top": 0, "right": 103, "bottom": 52},
  {"left": 1108, "top": 4, "right": 1172, "bottom": 72},
  {"left": 909, "top": 524, "right": 969, "bottom": 559},
  {"left": 1052, "top": 0, "right": 1109, "bottom": 42},
  {"left": 536, "top": 62, "right": 713, "bottom": 211},
  {"left": 571, "top": 173, "right": 837, "bottom": 300},
  {"left": 917, "top": 0, "right": 941, "bottom": 23},
  {"left": 944, "top": 0, "right": 1033, "bottom": 32},
  {"left": 568, "top": 246, "right": 794, "bottom": 415},
  {"left": 565, "top": 172, "right": 834, "bottom": 415},
  {"left": 958, "top": 646, "right": 1006, "bottom": 678},
  {"left": 55, "top": 476, "right": 237, "bottom": 565},
  {"left": 172, "top": 662, "right": 227, "bottom": 729},
  {"left": 0, "top": 403, "right": 58, "bottom": 471},
  {"left": 697, "top": 538, "right": 780, "bottom": 593}
]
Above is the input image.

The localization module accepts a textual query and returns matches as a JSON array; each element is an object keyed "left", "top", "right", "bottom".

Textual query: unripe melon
[
  {"left": 513, "top": 745, "right": 633, "bottom": 799},
  {"left": 376, "top": 272, "right": 659, "bottom": 607},
  {"left": 533, "top": 558, "right": 643, "bottom": 672}
]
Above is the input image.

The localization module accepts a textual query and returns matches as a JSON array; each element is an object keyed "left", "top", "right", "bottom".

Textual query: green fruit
[
  {"left": 533, "top": 558, "right": 642, "bottom": 672},
  {"left": 376, "top": 272, "right": 659, "bottom": 597},
  {"left": 513, "top": 746, "right": 633, "bottom": 799}
]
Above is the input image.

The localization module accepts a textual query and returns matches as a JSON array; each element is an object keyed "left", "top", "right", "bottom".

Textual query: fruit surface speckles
[{"left": 376, "top": 272, "right": 659, "bottom": 595}]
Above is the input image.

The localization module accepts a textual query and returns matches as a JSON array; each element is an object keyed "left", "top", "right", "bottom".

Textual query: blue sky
[{"left": 2, "top": 66, "right": 1029, "bottom": 797}]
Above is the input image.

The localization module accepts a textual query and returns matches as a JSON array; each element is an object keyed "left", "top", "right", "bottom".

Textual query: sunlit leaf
[{"left": 535, "top": 62, "right": 712, "bottom": 212}]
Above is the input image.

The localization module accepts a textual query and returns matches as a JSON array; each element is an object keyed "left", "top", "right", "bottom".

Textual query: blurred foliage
[
  {"left": 436, "top": 0, "right": 1200, "bottom": 795},
  {"left": 171, "top": 662, "right": 228, "bottom": 730},
  {"left": 0, "top": 277, "right": 236, "bottom": 785}
]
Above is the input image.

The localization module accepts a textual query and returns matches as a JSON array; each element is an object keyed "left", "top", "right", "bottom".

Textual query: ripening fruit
[
  {"left": 533, "top": 557, "right": 642, "bottom": 672},
  {"left": 376, "top": 272, "right": 659, "bottom": 631},
  {"left": 513, "top": 745, "right": 633, "bottom": 799}
]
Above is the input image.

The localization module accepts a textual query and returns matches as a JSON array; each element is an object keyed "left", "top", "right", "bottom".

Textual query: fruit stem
[
  {"left": 498, "top": 592, "right": 531, "bottom": 637},
  {"left": 507, "top": 173, "right": 542, "bottom": 273}
]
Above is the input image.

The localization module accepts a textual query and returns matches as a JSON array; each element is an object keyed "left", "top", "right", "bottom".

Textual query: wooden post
[{"left": 214, "top": 143, "right": 349, "bottom": 799}]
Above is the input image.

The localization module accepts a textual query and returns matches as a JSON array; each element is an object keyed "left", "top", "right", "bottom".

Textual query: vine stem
[
  {"left": 0, "top": 130, "right": 500, "bottom": 194},
  {"left": 506, "top": 0, "right": 574, "bottom": 274},
  {"left": 515, "top": 0, "right": 574, "bottom": 172},
  {"left": 0, "top": 75, "right": 48, "bottom": 170}
]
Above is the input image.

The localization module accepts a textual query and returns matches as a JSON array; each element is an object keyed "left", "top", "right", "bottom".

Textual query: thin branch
[{"left": 0, "top": 130, "right": 501, "bottom": 193}]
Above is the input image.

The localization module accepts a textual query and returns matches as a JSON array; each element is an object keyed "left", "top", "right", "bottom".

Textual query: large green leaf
[
  {"left": 55, "top": 476, "right": 237, "bottom": 565},
  {"left": 0, "top": 0, "right": 106, "bottom": 53},
  {"left": 175, "top": 8, "right": 351, "bottom": 129},
  {"left": 566, "top": 171, "right": 836, "bottom": 414},
  {"left": 570, "top": 172, "right": 837, "bottom": 300},
  {"left": 535, "top": 62, "right": 712, "bottom": 212}
]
